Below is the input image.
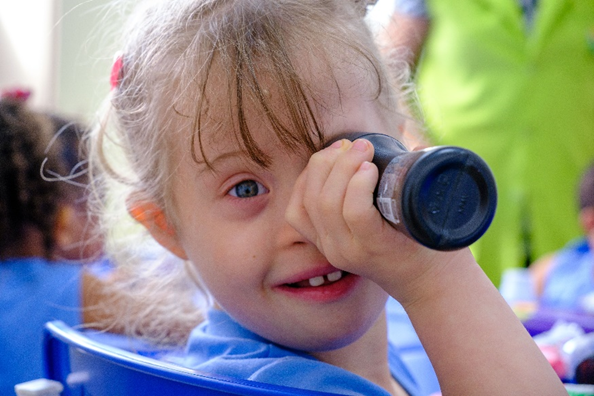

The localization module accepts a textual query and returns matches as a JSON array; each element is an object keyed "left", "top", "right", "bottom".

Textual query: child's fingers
[
  {"left": 298, "top": 139, "right": 374, "bottom": 266},
  {"left": 286, "top": 167, "right": 319, "bottom": 245},
  {"left": 342, "top": 160, "right": 383, "bottom": 238},
  {"left": 288, "top": 138, "right": 377, "bottom": 261},
  {"left": 297, "top": 139, "right": 349, "bottom": 238},
  {"left": 309, "top": 139, "right": 374, "bottom": 240},
  {"left": 286, "top": 140, "right": 350, "bottom": 245}
]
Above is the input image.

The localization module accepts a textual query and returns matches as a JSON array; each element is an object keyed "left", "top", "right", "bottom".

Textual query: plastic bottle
[{"left": 329, "top": 133, "right": 497, "bottom": 250}]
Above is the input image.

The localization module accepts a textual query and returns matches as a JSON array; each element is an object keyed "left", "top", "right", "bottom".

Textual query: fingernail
[
  {"left": 330, "top": 139, "right": 345, "bottom": 149},
  {"left": 352, "top": 139, "right": 368, "bottom": 152},
  {"left": 359, "top": 161, "right": 372, "bottom": 171}
]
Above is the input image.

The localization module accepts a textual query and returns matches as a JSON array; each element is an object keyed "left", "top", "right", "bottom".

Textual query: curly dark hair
[{"left": 0, "top": 98, "right": 66, "bottom": 259}]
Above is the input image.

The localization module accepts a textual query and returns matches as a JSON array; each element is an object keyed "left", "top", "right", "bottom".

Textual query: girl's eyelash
[{"left": 228, "top": 179, "right": 269, "bottom": 198}]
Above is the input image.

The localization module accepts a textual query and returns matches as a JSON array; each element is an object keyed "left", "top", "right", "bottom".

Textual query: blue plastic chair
[{"left": 43, "top": 321, "right": 343, "bottom": 396}]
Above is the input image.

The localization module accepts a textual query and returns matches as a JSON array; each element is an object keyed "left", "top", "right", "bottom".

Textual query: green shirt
[{"left": 417, "top": 0, "right": 594, "bottom": 285}]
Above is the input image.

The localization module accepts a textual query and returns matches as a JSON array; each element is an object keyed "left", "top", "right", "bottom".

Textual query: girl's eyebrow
[{"left": 196, "top": 149, "right": 251, "bottom": 173}]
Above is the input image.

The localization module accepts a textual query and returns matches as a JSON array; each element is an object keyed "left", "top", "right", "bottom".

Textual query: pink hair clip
[
  {"left": 110, "top": 53, "right": 124, "bottom": 90},
  {"left": 1, "top": 88, "right": 31, "bottom": 101}
]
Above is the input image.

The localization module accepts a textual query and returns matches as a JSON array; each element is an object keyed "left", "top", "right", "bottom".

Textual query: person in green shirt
[{"left": 380, "top": 0, "right": 594, "bottom": 286}]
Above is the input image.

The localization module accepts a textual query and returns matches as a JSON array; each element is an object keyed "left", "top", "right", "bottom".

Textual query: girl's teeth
[
  {"left": 307, "top": 271, "right": 343, "bottom": 287},
  {"left": 327, "top": 271, "right": 342, "bottom": 282},
  {"left": 308, "top": 276, "right": 325, "bottom": 287}
]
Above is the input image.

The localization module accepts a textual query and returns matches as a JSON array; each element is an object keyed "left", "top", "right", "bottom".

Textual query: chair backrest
[{"left": 43, "top": 321, "right": 342, "bottom": 396}]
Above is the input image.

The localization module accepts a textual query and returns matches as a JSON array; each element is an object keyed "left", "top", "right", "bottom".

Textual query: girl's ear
[{"left": 126, "top": 195, "right": 188, "bottom": 260}]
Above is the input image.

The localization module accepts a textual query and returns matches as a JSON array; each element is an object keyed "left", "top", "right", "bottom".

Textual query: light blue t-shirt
[
  {"left": 540, "top": 238, "right": 594, "bottom": 312},
  {"left": 0, "top": 257, "right": 83, "bottom": 394},
  {"left": 175, "top": 307, "right": 426, "bottom": 396},
  {"left": 393, "top": 0, "right": 538, "bottom": 27},
  {"left": 393, "top": 0, "right": 428, "bottom": 17}
]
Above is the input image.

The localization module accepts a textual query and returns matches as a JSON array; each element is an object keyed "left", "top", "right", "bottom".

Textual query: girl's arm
[
  {"left": 394, "top": 249, "right": 566, "bottom": 395},
  {"left": 287, "top": 139, "right": 566, "bottom": 395}
]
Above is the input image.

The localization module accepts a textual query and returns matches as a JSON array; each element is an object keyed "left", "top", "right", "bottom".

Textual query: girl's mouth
[
  {"left": 277, "top": 271, "right": 359, "bottom": 303},
  {"left": 287, "top": 270, "right": 344, "bottom": 288}
]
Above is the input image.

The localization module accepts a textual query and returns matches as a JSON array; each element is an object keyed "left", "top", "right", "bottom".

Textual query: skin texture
[{"left": 129, "top": 62, "right": 566, "bottom": 395}]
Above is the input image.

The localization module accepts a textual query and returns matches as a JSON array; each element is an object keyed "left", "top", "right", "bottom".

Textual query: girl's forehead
[
  {"left": 206, "top": 58, "right": 378, "bottom": 121},
  {"left": 170, "top": 50, "right": 387, "bottom": 167}
]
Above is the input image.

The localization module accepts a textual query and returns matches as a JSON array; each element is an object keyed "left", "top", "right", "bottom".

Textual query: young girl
[{"left": 90, "top": 0, "right": 566, "bottom": 394}]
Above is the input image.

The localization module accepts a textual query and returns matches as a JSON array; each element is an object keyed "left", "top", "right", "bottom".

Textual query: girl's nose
[
  {"left": 280, "top": 182, "right": 313, "bottom": 248},
  {"left": 278, "top": 218, "right": 310, "bottom": 247}
]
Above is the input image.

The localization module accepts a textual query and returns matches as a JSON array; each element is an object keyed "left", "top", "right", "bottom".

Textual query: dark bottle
[{"left": 329, "top": 133, "right": 497, "bottom": 251}]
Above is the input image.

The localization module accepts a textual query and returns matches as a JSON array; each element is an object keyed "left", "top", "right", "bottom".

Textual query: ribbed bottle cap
[{"left": 401, "top": 146, "right": 497, "bottom": 250}]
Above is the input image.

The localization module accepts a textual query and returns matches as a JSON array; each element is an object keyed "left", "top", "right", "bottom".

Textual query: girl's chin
[{"left": 259, "top": 315, "right": 378, "bottom": 353}]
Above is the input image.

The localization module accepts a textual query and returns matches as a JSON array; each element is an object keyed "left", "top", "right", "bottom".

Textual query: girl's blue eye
[{"left": 229, "top": 180, "right": 268, "bottom": 198}]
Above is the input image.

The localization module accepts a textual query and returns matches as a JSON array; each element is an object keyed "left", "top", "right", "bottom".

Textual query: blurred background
[
  {"left": 0, "top": 0, "right": 393, "bottom": 121},
  {"left": 0, "top": 0, "right": 125, "bottom": 120}
]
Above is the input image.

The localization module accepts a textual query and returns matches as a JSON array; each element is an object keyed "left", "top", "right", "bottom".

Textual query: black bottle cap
[{"left": 401, "top": 146, "right": 497, "bottom": 250}]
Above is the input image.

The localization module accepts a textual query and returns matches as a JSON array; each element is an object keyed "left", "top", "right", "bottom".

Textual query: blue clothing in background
[
  {"left": 540, "top": 238, "right": 594, "bottom": 312},
  {"left": 393, "top": 0, "right": 428, "bottom": 17},
  {"left": 393, "top": 0, "right": 537, "bottom": 21},
  {"left": 0, "top": 258, "right": 82, "bottom": 394},
  {"left": 175, "top": 308, "right": 424, "bottom": 396},
  {"left": 385, "top": 297, "right": 440, "bottom": 395}
]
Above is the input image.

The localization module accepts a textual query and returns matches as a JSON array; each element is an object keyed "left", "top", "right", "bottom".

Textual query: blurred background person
[
  {"left": 531, "top": 162, "right": 594, "bottom": 313},
  {"left": 378, "top": 0, "right": 594, "bottom": 286},
  {"left": 0, "top": 90, "right": 102, "bottom": 394}
]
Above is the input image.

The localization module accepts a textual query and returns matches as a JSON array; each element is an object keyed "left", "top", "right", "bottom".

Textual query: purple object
[{"left": 523, "top": 308, "right": 594, "bottom": 337}]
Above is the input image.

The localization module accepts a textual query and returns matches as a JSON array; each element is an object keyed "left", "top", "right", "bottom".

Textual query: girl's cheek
[{"left": 218, "top": 195, "right": 269, "bottom": 221}]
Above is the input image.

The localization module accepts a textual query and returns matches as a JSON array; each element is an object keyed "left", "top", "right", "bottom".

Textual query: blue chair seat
[{"left": 43, "top": 321, "right": 343, "bottom": 396}]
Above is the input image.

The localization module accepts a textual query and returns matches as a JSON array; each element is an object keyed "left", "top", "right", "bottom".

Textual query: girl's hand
[
  {"left": 287, "top": 139, "right": 567, "bottom": 395},
  {"left": 286, "top": 138, "right": 465, "bottom": 305}
]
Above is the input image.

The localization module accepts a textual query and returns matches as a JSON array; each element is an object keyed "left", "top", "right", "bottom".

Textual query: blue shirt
[
  {"left": 393, "top": 0, "right": 428, "bottom": 17},
  {"left": 393, "top": 0, "right": 538, "bottom": 26},
  {"left": 173, "top": 308, "right": 424, "bottom": 396},
  {"left": 541, "top": 238, "right": 594, "bottom": 312},
  {"left": 0, "top": 258, "right": 82, "bottom": 394}
]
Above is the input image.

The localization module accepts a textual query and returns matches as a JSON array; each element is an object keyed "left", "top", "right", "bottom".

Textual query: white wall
[
  {"left": 0, "top": 0, "right": 122, "bottom": 120},
  {"left": 1, "top": 0, "right": 392, "bottom": 121},
  {"left": 0, "top": 1, "right": 58, "bottom": 110},
  {"left": 56, "top": 0, "right": 118, "bottom": 121}
]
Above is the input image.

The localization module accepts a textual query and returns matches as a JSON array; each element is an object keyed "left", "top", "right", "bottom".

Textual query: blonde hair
[{"left": 89, "top": 0, "right": 412, "bottom": 345}]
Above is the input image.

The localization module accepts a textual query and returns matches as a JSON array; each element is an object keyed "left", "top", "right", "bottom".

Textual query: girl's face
[{"left": 164, "top": 67, "right": 399, "bottom": 352}]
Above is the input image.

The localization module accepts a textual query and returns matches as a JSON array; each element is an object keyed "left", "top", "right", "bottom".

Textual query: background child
[
  {"left": 90, "top": 0, "right": 566, "bottom": 394},
  {"left": 0, "top": 93, "right": 94, "bottom": 394},
  {"left": 377, "top": 0, "right": 594, "bottom": 288},
  {"left": 531, "top": 162, "right": 594, "bottom": 312},
  {"left": 47, "top": 113, "right": 104, "bottom": 262}
]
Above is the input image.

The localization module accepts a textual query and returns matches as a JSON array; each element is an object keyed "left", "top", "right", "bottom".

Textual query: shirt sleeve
[{"left": 393, "top": 0, "right": 428, "bottom": 17}]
